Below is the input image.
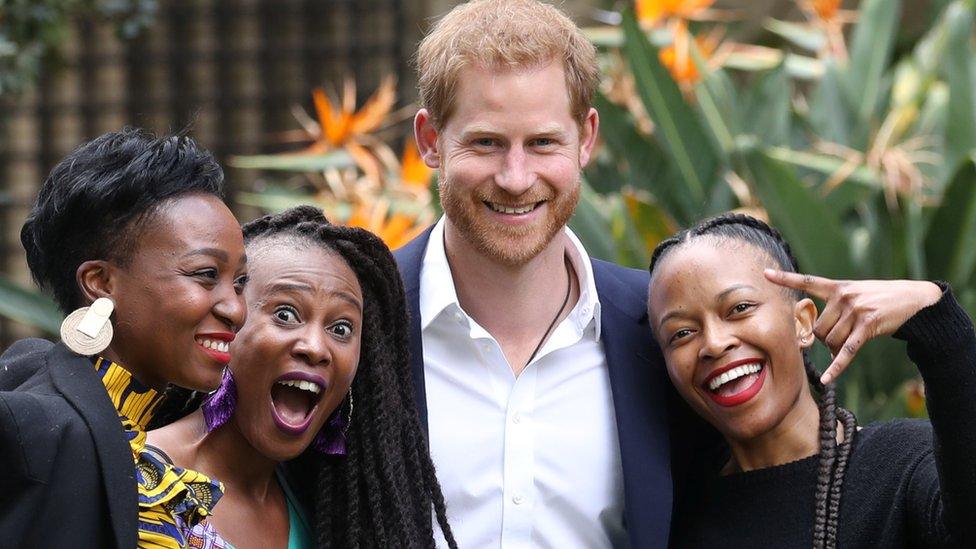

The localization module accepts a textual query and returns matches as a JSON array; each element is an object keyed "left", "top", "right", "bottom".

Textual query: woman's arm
[{"left": 892, "top": 286, "right": 976, "bottom": 546}]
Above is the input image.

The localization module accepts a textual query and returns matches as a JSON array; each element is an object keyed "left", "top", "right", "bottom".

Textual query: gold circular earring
[{"left": 60, "top": 297, "right": 114, "bottom": 355}]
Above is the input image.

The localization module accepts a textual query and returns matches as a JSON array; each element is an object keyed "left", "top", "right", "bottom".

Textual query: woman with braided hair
[
  {"left": 647, "top": 213, "right": 976, "bottom": 548},
  {"left": 148, "top": 205, "right": 456, "bottom": 548}
]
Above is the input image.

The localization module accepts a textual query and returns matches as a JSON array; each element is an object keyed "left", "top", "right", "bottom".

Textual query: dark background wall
[{"left": 0, "top": 0, "right": 428, "bottom": 344}]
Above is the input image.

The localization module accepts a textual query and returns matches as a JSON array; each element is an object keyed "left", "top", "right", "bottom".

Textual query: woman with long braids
[
  {"left": 647, "top": 213, "right": 975, "bottom": 548},
  {"left": 148, "top": 205, "right": 456, "bottom": 548}
]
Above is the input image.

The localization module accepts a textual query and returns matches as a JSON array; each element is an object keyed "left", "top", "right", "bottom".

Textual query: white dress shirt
[{"left": 421, "top": 217, "right": 628, "bottom": 549}]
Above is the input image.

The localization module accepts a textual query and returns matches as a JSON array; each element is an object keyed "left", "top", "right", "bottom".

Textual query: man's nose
[{"left": 493, "top": 145, "right": 535, "bottom": 195}]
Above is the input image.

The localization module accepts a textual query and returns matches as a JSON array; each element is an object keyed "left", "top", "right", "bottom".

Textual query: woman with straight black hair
[
  {"left": 0, "top": 127, "right": 248, "bottom": 548},
  {"left": 648, "top": 213, "right": 975, "bottom": 548},
  {"left": 148, "top": 205, "right": 457, "bottom": 548}
]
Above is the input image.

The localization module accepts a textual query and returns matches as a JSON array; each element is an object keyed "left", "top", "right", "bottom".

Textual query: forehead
[
  {"left": 246, "top": 238, "right": 362, "bottom": 299},
  {"left": 130, "top": 194, "right": 241, "bottom": 259},
  {"left": 650, "top": 238, "right": 774, "bottom": 308},
  {"left": 446, "top": 61, "right": 575, "bottom": 132}
]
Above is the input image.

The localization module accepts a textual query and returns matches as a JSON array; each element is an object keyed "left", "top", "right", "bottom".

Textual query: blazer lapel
[
  {"left": 47, "top": 343, "right": 137, "bottom": 549},
  {"left": 394, "top": 226, "right": 435, "bottom": 432},
  {"left": 594, "top": 261, "right": 673, "bottom": 548}
]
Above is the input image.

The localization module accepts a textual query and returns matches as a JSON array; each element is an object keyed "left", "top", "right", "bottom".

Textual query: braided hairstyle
[
  {"left": 242, "top": 205, "right": 457, "bottom": 549},
  {"left": 649, "top": 213, "right": 856, "bottom": 549}
]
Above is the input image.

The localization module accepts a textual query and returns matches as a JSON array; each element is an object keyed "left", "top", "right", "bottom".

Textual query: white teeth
[
  {"left": 197, "top": 339, "right": 229, "bottom": 353},
  {"left": 276, "top": 379, "right": 322, "bottom": 395},
  {"left": 708, "top": 363, "right": 763, "bottom": 391},
  {"left": 488, "top": 202, "right": 536, "bottom": 215}
]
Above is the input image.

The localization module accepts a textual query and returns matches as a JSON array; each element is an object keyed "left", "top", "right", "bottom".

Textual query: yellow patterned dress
[{"left": 94, "top": 357, "right": 224, "bottom": 549}]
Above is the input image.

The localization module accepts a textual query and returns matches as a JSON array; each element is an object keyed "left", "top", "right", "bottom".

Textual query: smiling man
[{"left": 394, "top": 1, "right": 682, "bottom": 547}]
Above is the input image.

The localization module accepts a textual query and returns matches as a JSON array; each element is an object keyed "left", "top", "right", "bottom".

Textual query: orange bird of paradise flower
[{"left": 636, "top": 0, "right": 715, "bottom": 27}]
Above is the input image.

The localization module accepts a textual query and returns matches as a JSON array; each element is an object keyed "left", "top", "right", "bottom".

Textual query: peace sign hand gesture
[{"left": 763, "top": 270, "right": 943, "bottom": 384}]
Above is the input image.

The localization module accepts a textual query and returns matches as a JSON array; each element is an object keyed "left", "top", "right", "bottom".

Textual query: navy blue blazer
[{"left": 394, "top": 227, "right": 676, "bottom": 549}]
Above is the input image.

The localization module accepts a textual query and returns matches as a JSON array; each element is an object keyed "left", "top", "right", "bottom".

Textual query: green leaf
[
  {"left": 943, "top": 2, "right": 976, "bottom": 180},
  {"left": 738, "top": 144, "right": 852, "bottom": 278},
  {"left": 924, "top": 157, "right": 976, "bottom": 286},
  {"left": 227, "top": 150, "right": 355, "bottom": 172},
  {"left": 593, "top": 91, "right": 698, "bottom": 226},
  {"left": 570, "top": 183, "right": 617, "bottom": 263},
  {"left": 0, "top": 276, "right": 60, "bottom": 334},
  {"left": 763, "top": 146, "right": 882, "bottom": 213},
  {"left": 620, "top": 8, "right": 721, "bottom": 206},
  {"left": 742, "top": 64, "right": 791, "bottom": 146},
  {"left": 808, "top": 60, "right": 853, "bottom": 146},
  {"left": 845, "top": 0, "right": 901, "bottom": 127},
  {"left": 764, "top": 18, "right": 825, "bottom": 52}
]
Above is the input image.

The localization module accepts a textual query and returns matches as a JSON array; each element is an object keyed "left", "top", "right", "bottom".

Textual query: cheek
[{"left": 664, "top": 351, "right": 698, "bottom": 397}]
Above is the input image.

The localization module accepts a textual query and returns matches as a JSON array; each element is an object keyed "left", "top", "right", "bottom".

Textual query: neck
[
  {"left": 183, "top": 410, "right": 280, "bottom": 500},
  {"left": 444, "top": 219, "right": 580, "bottom": 374},
  {"left": 725, "top": 389, "right": 822, "bottom": 473},
  {"left": 101, "top": 346, "right": 166, "bottom": 391}
]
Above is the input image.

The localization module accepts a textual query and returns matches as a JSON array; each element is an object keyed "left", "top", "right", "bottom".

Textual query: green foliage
[
  {"left": 581, "top": 1, "right": 976, "bottom": 421},
  {"left": 0, "top": 0, "right": 157, "bottom": 95}
]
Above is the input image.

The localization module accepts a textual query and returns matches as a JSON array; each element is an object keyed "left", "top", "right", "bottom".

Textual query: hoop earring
[
  {"left": 61, "top": 297, "right": 114, "bottom": 355},
  {"left": 313, "top": 389, "right": 354, "bottom": 455},
  {"left": 202, "top": 368, "right": 238, "bottom": 432}
]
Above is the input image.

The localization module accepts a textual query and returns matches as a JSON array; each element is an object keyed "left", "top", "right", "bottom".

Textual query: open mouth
[
  {"left": 270, "top": 374, "right": 325, "bottom": 435},
  {"left": 703, "top": 361, "right": 766, "bottom": 407},
  {"left": 484, "top": 201, "right": 543, "bottom": 215}
]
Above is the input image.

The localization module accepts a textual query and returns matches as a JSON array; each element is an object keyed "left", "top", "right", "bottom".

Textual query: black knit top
[{"left": 670, "top": 288, "right": 976, "bottom": 548}]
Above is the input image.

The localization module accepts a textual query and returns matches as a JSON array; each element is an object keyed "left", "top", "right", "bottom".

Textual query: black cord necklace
[{"left": 524, "top": 254, "right": 574, "bottom": 367}]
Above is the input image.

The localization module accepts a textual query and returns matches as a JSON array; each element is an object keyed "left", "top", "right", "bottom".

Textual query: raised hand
[{"left": 763, "top": 270, "right": 943, "bottom": 384}]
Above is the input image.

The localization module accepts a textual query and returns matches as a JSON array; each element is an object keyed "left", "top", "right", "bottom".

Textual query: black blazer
[
  {"left": 394, "top": 227, "right": 683, "bottom": 549},
  {"left": 0, "top": 338, "right": 136, "bottom": 548}
]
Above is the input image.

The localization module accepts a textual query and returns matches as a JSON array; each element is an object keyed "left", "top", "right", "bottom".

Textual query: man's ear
[
  {"left": 794, "top": 297, "right": 818, "bottom": 348},
  {"left": 75, "top": 260, "right": 115, "bottom": 306},
  {"left": 577, "top": 107, "right": 600, "bottom": 168},
  {"left": 414, "top": 108, "right": 441, "bottom": 169}
]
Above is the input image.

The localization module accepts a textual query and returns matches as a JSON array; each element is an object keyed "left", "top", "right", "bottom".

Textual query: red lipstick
[
  {"left": 703, "top": 358, "right": 766, "bottom": 408},
  {"left": 196, "top": 332, "right": 235, "bottom": 365}
]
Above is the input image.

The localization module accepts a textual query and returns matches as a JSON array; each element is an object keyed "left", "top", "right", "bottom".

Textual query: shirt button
[
  {"left": 512, "top": 412, "right": 522, "bottom": 424},
  {"left": 481, "top": 342, "right": 491, "bottom": 352},
  {"left": 454, "top": 311, "right": 464, "bottom": 323},
  {"left": 513, "top": 495, "right": 525, "bottom": 505}
]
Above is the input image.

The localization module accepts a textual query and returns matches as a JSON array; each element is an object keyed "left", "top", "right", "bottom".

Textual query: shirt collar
[
  {"left": 92, "top": 356, "right": 164, "bottom": 430},
  {"left": 419, "top": 216, "right": 602, "bottom": 338}
]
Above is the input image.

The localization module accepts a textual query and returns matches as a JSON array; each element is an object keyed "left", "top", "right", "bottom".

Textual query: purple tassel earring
[
  {"left": 202, "top": 368, "right": 238, "bottom": 432},
  {"left": 313, "top": 389, "right": 353, "bottom": 455}
]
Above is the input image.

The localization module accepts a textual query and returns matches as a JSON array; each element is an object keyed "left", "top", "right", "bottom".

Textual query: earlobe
[
  {"left": 414, "top": 109, "right": 441, "bottom": 169},
  {"left": 76, "top": 260, "right": 115, "bottom": 305},
  {"left": 794, "top": 298, "right": 817, "bottom": 348}
]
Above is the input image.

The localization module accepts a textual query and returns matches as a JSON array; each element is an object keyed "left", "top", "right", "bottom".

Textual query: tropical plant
[
  {"left": 574, "top": 0, "right": 976, "bottom": 421},
  {"left": 230, "top": 77, "right": 435, "bottom": 250}
]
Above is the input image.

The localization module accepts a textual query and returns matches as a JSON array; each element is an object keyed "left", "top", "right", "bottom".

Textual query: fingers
[
  {"left": 820, "top": 327, "right": 867, "bottom": 384},
  {"left": 821, "top": 308, "right": 855, "bottom": 354},
  {"left": 763, "top": 269, "right": 837, "bottom": 300}
]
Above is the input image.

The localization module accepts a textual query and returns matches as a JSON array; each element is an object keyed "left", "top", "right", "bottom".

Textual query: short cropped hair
[
  {"left": 416, "top": 0, "right": 599, "bottom": 129},
  {"left": 21, "top": 127, "right": 224, "bottom": 313}
]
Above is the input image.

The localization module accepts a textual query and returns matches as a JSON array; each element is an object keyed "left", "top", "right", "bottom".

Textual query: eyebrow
[
  {"left": 716, "top": 284, "right": 757, "bottom": 300},
  {"left": 266, "top": 282, "right": 363, "bottom": 311},
  {"left": 655, "top": 284, "right": 758, "bottom": 330},
  {"left": 461, "top": 124, "right": 568, "bottom": 137},
  {"left": 184, "top": 247, "right": 229, "bottom": 262}
]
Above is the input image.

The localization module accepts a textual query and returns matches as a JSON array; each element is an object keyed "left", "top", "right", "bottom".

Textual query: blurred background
[{"left": 0, "top": 0, "right": 970, "bottom": 421}]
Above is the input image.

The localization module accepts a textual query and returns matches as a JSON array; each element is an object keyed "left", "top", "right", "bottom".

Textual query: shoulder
[
  {"left": 591, "top": 258, "right": 650, "bottom": 300},
  {"left": 852, "top": 419, "right": 933, "bottom": 472},
  {"left": 858, "top": 418, "right": 932, "bottom": 448},
  {"left": 0, "top": 338, "right": 56, "bottom": 390}
]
